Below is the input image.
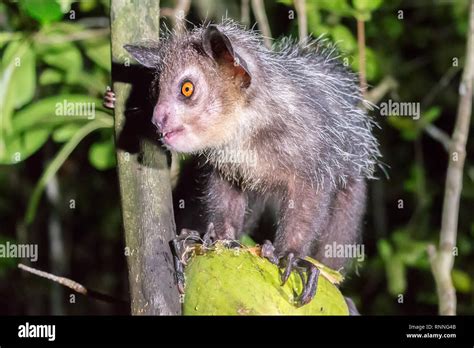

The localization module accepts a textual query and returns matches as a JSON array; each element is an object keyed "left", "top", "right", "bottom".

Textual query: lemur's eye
[{"left": 181, "top": 81, "right": 194, "bottom": 97}]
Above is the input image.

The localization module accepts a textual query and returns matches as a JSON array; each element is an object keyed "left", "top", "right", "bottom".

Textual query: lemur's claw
[
  {"left": 295, "top": 261, "right": 320, "bottom": 306},
  {"left": 169, "top": 228, "right": 202, "bottom": 294},
  {"left": 103, "top": 86, "right": 116, "bottom": 109},
  {"left": 171, "top": 223, "right": 238, "bottom": 293},
  {"left": 261, "top": 239, "right": 320, "bottom": 307},
  {"left": 202, "top": 223, "right": 215, "bottom": 247},
  {"left": 261, "top": 240, "right": 278, "bottom": 264},
  {"left": 201, "top": 223, "right": 239, "bottom": 249}
]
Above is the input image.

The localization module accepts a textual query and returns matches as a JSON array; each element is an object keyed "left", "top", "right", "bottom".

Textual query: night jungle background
[{"left": 0, "top": 0, "right": 473, "bottom": 315}]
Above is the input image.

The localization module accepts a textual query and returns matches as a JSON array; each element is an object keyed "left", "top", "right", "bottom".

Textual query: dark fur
[{"left": 126, "top": 20, "right": 381, "bottom": 272}]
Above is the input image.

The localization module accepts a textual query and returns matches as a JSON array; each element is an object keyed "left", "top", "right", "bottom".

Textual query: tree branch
[
  {"left": 18, "top": 263, "right": 128, "bottom": 305},
  {"left": 356, "top": 19, "right": 367, "bottom": 97},
  {"left": 420, "top": 67, "right": 459, "bottom": 151},
  {"left": 424, "top": 124, "right": 451, "bottom": 151},
  {"left": 429, "top": 0, "right": 474, "bottom": 315},
  {"left": 251, "top": 0, "right": 272, "bottom": 48},
  {"left": 365, "top": 75, "right": 398, "bottom": 105},
  {"left": 421, "top": 66, "right": 459, "bottom": 109},
  {"left": 294, "top": 0, "right": 307, "bottom": 44},
  {"left": 241, "top": 0, "right": 250, "bottom": 27},
  {"left": 110, "top": 0, "right": 180, "bottom": 315}
]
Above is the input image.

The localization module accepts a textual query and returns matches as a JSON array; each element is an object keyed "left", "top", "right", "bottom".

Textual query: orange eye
[{"left": 181, "top": 81, "right": 194, "bottom": 97}]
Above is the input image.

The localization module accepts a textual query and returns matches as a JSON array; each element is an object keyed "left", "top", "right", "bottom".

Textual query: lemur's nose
[{"left": 152, "top": 103, "right": 170, "bottom": 131}]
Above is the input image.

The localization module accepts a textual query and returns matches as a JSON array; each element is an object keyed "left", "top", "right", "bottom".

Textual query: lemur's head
[{"left": 125, "top": 25, "right": 252, "bottom": 153}]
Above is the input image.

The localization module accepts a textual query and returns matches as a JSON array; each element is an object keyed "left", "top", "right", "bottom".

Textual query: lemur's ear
[
  {"left": 202, "top": 25, "right": 251, "bottom": 88},
  {"left": 124, "top": 44, "right": 161, "bottom": 68}
]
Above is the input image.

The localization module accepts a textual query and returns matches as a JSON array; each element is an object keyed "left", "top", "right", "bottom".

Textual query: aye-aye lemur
[{"left": 106, "top": 20, "right": 381, "bottom": 306}]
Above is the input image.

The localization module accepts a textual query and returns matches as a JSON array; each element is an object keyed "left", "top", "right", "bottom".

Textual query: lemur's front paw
[
  {"left": 170, "top": 228, "right": 202, "bottom": 294},
  {"left": 103, "top": 86, "right": 116, "bottom": 109},
  {"left": 261, "top": 240, "right": 320, "bottom": 307},
  {"left": 170, "top": 223, "right": 240, "bottom": 294}
]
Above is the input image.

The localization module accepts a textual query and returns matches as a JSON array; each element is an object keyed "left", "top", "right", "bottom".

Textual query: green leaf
[
  {"left": 386, "top": 116, "right": 419, "bottom": 140},
  {"left": 0, "top": 95, "right": 111, "bottom": 164},
  {"left": 88, "top": 137, "right": 116, "bottom": 170},
  {"left": 319, "top": 0, "right": 353, "bottom": 16},
  {"left": 52, "top": 123, "right": 81, "bottom": 142},
  {"left": 82, "top": 39, "right": 111, "bottom": 71},
  {"left": 452, "top": 0, "right": 470, "bottom": 35},
  {"left": 276, "top": 0, "right": 293, "bottom": 6},
  {"left": 0, "top": 32, "right": 23, "bottom": 47},
  {"left": 382, "top": 16, "right": 404, "bottom": 39},
  {"left": 25, "top": 119, "right": 112, "bottom": 224},
  {"left": 58, "top": 0, "right": 74, "bottom": 12},
  {"left": 385, "top": 106, "right": 440, "bottom": 141},
  {"left": 41, "top": 42, "right": 82, "bottom": 81},
  {"left": 306, "top": 1, "right": 323, "bottom": 35},
  {"left": 0, "top": 46, "right": 17, "bottom": 136},
  {"left": 68, "top": 69, "right": 108, "bottom": 94},
  {"left": 421, "top": 106, "right": 441, "bottom": 125},
  {"left": 0, "top": 128, "right": 50, "bottom": 164},
  {"left": 377, "top": 239, "right": 392, "bottom": 260},
  {"left": 386, "top": 256, "right": 406, "bottom": 295},
  {"left": 39, "top": 68, "right": 62, "bottom": 85},
  {"left": 331, "top": 24, "right": 357, "bottom": 53},
  {"left": 351, "top": 48, "right": 379, "bottom": 81},
  {"left": 353, "top": 0, "right": 383, "bottom": 12},
  {"left": 0, "top": 40, "right": 36, "bottom": 158},
  {"left": 9, "top": 48, "right": 35, "bottom": 110},
  {"left": 19, "top": 0, "right": 64, "bottom": 25},
  {"left": 79, "top": 0, "right": 99, "bottom": 12},
  {"left": 397, "top": 243, "right": 429, "bottom": 268},
  {"left": 12, "top": 95, "right": 106, "bottom": 133},
  {"left": 452, "top": 269, "right": 472, "bottom": 294},
  {"left": 1, "top": 40, "right": 36, "bottom": 126},
  {"left": 403, "top": 165, "right": 423, "bottom": 193}
]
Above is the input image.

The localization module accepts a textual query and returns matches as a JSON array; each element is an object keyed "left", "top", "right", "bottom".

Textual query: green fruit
[{"left": 183, "top": 243, "right": 349, "bottom": 315}]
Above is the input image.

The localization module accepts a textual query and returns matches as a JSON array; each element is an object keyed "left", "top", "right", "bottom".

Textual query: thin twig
[
  {"left": 429, "top": 0, "right": 474, "bottom": 316},
  {"left": 294, "top": 0, "right": 307, "bottom": 44},
  {"left": 241, "top": 0, "right": 250, "bottom": 27},
  {"left": 356, "top": 19, "right": 367, "bottom": 97},
  {"left": 365, "top": 75, "right": 398, "bottom": 105},
  {"left": 424, "top": 124, "right": 451, "bottom": 151},
  {"left": 419, "top": 67, "right": 459, "bottom": 151},
  {"left": 421, "top": 66, "right": 459, "bottom": 108},
  {"left": 18, "top": 263, "right": 128, "bottom": 305},
  {"left": 251, "top": 0, "right": 272, "bottom": 48}
]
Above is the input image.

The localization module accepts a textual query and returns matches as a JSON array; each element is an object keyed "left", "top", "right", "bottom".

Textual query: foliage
[
  {"left": 0, "top": 0, "right": 473, "bottom": 315},
  {"left": 0, "top": 0, "right": 114, "bottom": 224}
]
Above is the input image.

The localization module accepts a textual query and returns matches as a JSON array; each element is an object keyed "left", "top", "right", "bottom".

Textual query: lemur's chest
[{"left": 207, "top": 144, "right": 288, "bottom": 193}]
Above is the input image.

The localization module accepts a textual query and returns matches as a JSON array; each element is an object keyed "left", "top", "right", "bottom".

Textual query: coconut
[{"left": 182, "top": 242, "right": 349, "bottom": 315}]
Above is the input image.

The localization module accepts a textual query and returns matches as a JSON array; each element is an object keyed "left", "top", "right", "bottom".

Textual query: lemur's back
[{"left": 124, "top": 20, "right": 381, "bottom": 306}]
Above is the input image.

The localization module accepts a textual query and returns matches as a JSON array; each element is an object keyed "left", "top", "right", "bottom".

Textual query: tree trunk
[{"left": 110, "top": 0, "right": 180, "bottom": 315}]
